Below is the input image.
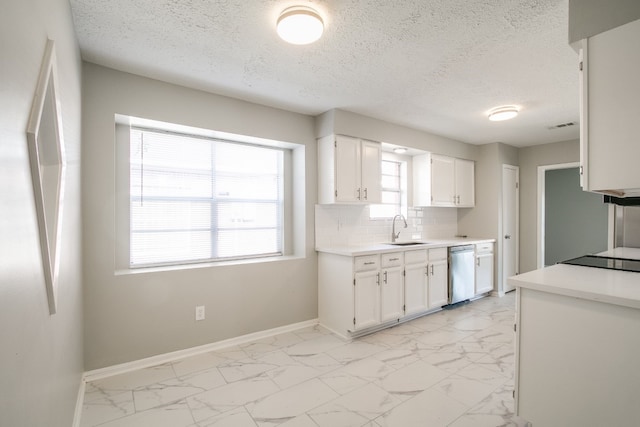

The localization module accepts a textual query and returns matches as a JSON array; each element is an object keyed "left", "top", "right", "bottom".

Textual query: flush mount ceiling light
[
  {"left": 277, "top": 6, "right": 324, "bottom": 45},
  {"left": 488, "top": 106, "right": 519, "bottom": 122},
  {"left": 393, "top": 147, "right": 408, "bottom": 154}
]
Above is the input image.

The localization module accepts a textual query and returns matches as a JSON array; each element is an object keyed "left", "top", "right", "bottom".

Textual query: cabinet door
[
  {"left": 431, "top": 155, "right": 455, "bottom": 206},
  {"left": 428, "top": 259, "right": 448, "bottom": 308},
  {"left": 455, "top": 159, "right": 475, "bottom": 207},
  {"left": 412, "top": 153, "right": 432, "bottom": 207},
  {"left": 354, "top": 270, "right": 380, "bottom": 330},
  {"left": 583, "top": 19, "right": 640, "bottom": 194},
  {"left": 475, "top": 253, "right": 494, "bottom": 295},
  {"left": 381, "top": 266, "right": 404, "bottom": 322},
  {"left": 404, "top": 263, "right": 428, "bottom": 316},
  {"left": 335, "top": 135, "right": 361, "bottom": 202},
  {"left": 360, "top": 139, "right": 382, "bottom": 203}
]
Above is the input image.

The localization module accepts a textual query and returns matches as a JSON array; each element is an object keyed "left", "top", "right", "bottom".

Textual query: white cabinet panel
[
  {"left": 405, "top": 263, "right": 428, "bottom": 315},
  {"left": 354, "top": 269, "right": 380, "bottom": 330},
  {"left": 428, "top": 259, "right": 448, "bottom": 309},
  {"left": 361, "top": 139, "right": 382, "bottom": 203},
  {"left": 475, "top": 243, "right": 494, "bottom": 295},
  {"left": 580, "top": 19, "right": 640, "bottom": 196},
  {"left": 318, "top": 135, "right": 382, "bottom": 204},
  {"left": 431, "top": 154, "right": 456, "bottom": 206},
  {"left": 414, "top": 153, "right": 475, "bottom": 207},
  {"left": 381, "top": 266, "right": 404, "bottom": 322},
  {"left": 428, "top": 248, "right": 449, "bottom": 308},
  {"left": 335, "top": 135, "right": 361, "bottom": 202},
  {"left": 455, "top": 159, "right": 475, "bottom": 207}
]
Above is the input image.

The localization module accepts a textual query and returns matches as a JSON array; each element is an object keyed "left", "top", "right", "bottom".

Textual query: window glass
[
  {"left": 129, "top": 128, "right": 283, "bottom": 267},
  {"left": 370, "top": 159, "right": 406, "bottom": 219}
]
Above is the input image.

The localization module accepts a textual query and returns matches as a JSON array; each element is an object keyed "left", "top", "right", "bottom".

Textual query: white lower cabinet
[
  {"left": 428, "top": 248, "right": 449, "bottom": 308},
  {"left": 404, "top": 250, "right": 429, "bottom": 316},
  {"left": 354, "top": 269, "right": 380, "bottom": 330},
  {"left": 319, "top": 248, "right": 451, "bottom": 338},
  {"left": 381, "top": 253, "right": 404, "bottom": 322},
  {"left": 475, "top": 243, "right": 494, "bottom": 295}
]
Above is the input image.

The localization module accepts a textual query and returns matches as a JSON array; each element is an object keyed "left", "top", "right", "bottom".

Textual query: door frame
[
  {"left": 501, "top": 164, "right": 519, "bottom": 294},
  {"left": 536, "top": 162, "right": 579, "bottom": 269}
]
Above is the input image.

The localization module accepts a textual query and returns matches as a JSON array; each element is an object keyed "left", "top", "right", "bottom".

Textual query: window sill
[{"left": 114, "top": 254, "right": 305, "bottom": 276}]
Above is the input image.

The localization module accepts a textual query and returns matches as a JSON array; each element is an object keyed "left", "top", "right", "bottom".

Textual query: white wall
[
  {"left": 0, "top": 0, "right": 84, "bottom": 425},
  {"left": 82, "top": 63, "right": 319, "bottom": 370}
]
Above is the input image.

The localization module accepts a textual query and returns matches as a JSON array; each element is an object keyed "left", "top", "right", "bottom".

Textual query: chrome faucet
[{"left": 391, "top": 214, "right": 407, "bottom": 242}]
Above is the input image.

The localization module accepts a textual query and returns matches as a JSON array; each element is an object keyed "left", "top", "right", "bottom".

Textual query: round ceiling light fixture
[
  {"left": 488, "top": 105, "right": 519, "bottom": 121},
  {"left": 277, "top": 6, "right": 324, "bottom": 45},
  {"left": 393, "top": 147, "right": 408, "bottom": 154}
]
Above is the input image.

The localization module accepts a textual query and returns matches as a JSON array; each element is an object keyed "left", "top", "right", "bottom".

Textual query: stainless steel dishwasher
[{"left": 448, "top": 245, "right": 475, "bottom": 305}]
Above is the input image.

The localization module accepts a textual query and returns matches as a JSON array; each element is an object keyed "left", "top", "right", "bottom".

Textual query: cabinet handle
[
  {"left": 377, "top": 272, "right": 380, "bottom": 285},
  {"left": 383, "top": 271, "right": 387, "bottom": 283},
  {"left": 389, "top": 257, "right": 399, "bottom": 261},
  {"left": 357, "top": 188, "right": 361, "bottom": 200},
  {"left": 364, "top": 261, "right": 376, "bottom": 265},
  {"left": 477, "top": 258, "right": 480, "bottom": 267},
  {"left": 456, "top": 195, "right": 460, "bottom": 204},
  {"left": 364, "top": 188, "right": 368, "bottom": 200},
  {"left": 425, "top": 267, "right": 429, "bottom": 276},
  {"left": 430, "top": 265, "right": 434, "bottom": 275}
]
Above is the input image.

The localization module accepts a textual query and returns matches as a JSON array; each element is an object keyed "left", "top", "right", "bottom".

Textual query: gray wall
[
  {"left": 0, "top": 0, "right": 84, "bottom": 426},
  {"left": 82, "top": 64, "right": 319, "bottom": 369},
  {"left": 569, "top": 0, "right": 640, "bottom": 43},
  {"left": 519, "top": 139, "right": 580, "bottom": 273},
  {"left": 318, "top": 109, "right": 479, "bottom": 161},
  {"left": 545, "top": 167, "right": 608, "bottom": 265},
  {"left": 458, "top": 143, "right": 519, "bottom": 294}
]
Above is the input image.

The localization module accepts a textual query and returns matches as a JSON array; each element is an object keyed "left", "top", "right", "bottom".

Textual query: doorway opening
[{"left": 537, "top": 163, "right": 608, "bottom": 268}]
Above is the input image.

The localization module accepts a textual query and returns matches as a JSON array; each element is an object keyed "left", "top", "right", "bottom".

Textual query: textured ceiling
[{"left": 69, "top": 0, "right": 579, "bottom": 147}]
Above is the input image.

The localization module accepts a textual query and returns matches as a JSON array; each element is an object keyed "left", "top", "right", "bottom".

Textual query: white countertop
[
  {"left": 509, "top": 247, "right": 640, "bottom": 310},
  {"left": 316, "top": 238, "right": 495, "bottom": 256},
  {"left": 596, "top": 247, "right": 640, "bottom": 260}
]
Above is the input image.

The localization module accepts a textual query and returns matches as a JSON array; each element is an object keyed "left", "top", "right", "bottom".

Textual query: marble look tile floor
[{"left": 80, "top": 292, "right": 529, "bottom": 427}]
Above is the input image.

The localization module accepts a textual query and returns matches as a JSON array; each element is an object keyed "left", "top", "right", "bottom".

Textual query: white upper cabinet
[
  {"left": 318, "top": 135, "right": 382, "bottom": 204},
  {"left": 431, "top": 154, "right": 456, "bottom": 206},
  {"left": 579, "top": 18, "right": 640, "bottom": 196},
  {"left": 455, "top": 158, "right": 475, "bottom": 207},
  {"left": 413, "top": 153, "right": 475, "bottom": 207}
]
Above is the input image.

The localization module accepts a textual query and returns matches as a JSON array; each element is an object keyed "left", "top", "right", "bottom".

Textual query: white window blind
[{"left": 129, "top": 128, "right": 284, "bottom": 267}]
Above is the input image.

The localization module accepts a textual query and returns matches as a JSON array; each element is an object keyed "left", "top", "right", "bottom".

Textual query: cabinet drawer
[
  {"left": 354, "top": 255, "right": 379, "bottom": 272},
  {"left": 428, "top": 247, "right": 448, "bottom": 261},
  {"left": 404, "top": 249, "right": 427, "bottom": 265},
  {"left": 476, "top": 243, "right": 493, "bottom": 254},
  {"left": 381, "top": 252, "right": 403, "bottom": 268}
]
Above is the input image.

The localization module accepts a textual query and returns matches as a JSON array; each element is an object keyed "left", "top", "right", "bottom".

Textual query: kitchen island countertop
[{"left": 508, "top": 247, "right": 640, "bottom": 310}]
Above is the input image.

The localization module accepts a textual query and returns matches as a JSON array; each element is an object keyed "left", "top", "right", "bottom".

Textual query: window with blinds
[
  {"left": 370, "top": 159, "right": 405, "bottom": 218},
  {"left": 129, "top": 128, "right": 284, "bottom": 267}
]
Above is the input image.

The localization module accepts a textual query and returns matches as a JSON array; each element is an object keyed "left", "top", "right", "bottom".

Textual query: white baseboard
[
  {"left": 83, "top": 318, "right": 319, "bottom": 383},
  {"left": 72, "top": 377, "right": 86, "bottom": 427}
]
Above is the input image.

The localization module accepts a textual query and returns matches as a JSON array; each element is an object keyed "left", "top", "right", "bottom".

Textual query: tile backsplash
[{"left": 315, "top": 204, "right": 458, "bottom": 248}]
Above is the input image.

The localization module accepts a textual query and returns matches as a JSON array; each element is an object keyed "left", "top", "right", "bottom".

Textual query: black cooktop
[{"left": 560, "top": 255, "right": 640, "bottom": 273}]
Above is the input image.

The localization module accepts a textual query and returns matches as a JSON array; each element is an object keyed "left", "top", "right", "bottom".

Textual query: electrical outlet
[{"left": 195, "top": 305, "right": 205, "bottom": 321}]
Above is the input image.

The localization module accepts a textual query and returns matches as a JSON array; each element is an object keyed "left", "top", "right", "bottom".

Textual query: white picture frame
[{"left": 26, "top": 39, "right": 66, "bottom": 315}]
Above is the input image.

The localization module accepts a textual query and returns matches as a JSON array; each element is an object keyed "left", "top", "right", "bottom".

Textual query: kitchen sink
[{"left": 386, "top": 241, "right": 428, "bottom": 246}]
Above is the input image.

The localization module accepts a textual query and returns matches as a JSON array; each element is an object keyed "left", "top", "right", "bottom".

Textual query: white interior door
[{"left": 502, "top": 165, "right": 519, "bottom": 293}]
